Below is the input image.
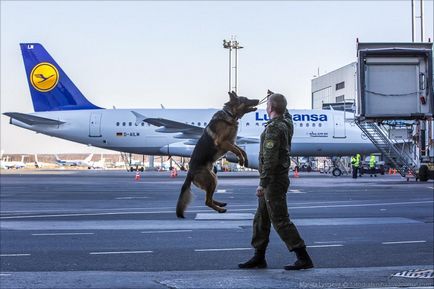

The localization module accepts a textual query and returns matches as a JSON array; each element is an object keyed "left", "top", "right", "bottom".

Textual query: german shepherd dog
[{"left": 176, "top": 91, "right": 259, "bottom": 218}]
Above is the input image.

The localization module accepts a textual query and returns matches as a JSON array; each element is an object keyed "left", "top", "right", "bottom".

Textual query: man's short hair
[{"left": 268, "top": 93, "right": 287, "bottom": 114}]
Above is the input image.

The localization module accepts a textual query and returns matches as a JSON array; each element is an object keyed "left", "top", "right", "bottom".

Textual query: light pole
[{"left": 223, "top": 37, "right": 244, "bottom": 93}]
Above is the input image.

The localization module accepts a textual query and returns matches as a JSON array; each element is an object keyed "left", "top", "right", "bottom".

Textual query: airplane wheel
[{"left": 332, "top": 168, "right": 342, "bottom": 177}]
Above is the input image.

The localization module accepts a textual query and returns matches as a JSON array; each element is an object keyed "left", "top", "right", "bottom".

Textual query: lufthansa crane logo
[{"left": 30, "top": 63, "right": 59, "bottom": 92}]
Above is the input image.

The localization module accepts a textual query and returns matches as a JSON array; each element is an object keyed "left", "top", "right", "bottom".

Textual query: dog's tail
[{"left": 176, "top": 172, "right": 193, "bottom": 218}]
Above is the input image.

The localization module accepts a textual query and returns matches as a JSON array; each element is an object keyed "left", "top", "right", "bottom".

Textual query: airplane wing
[
  {"left": 3, "top": 112, "right": 65, "bottom": 126},
  {"left": 131, "top": 111, "right": 259, "bottom": 144},
  {"left": 131, "top": 111, "right": 203, "bottom": 140}
]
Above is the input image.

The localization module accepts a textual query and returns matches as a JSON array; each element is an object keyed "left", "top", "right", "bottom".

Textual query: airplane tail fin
[
  {"left": 84, "top": 153, "right": 94, "bottom": 163},
  {"left": 20, "top": 43, "right": 102, "bottom": 112},
  {"left": 54, "top": 154, "right": 60, "bottom": 162}
]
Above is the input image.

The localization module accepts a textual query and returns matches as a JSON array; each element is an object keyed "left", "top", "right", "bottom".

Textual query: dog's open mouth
[{"left": 246, "top": 99, "right": 260, "bottom": 113}]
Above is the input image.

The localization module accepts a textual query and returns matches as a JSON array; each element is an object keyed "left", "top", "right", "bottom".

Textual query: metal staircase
[{"left": 355, "top": 120, "right": 417, "bottom": 177}]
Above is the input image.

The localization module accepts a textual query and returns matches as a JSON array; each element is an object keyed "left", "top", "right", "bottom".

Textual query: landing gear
[{"left": 332, "top": 168, "right": 342, "bottom": 177}]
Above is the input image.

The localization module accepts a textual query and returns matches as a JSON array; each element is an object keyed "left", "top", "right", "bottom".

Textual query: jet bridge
[{"left": 355, "top": 42, "right": 433, "bottom": 180}]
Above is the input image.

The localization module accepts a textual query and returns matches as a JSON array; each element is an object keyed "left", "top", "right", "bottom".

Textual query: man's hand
[{"left": 256, "top": 186, "right": 265, "bottom": 197}]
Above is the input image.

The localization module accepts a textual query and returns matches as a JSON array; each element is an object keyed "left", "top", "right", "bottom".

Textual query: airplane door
[
  {"left": 89, "top": 112, "right": 102, "bottom": 137},
  {"left": 332, "top": 113, "right": 346, "bottom": 138}
]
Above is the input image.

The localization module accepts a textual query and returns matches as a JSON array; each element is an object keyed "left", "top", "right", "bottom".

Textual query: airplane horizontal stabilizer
[{"left": 3, "top": 112, "right": 65, "bottom": 126}]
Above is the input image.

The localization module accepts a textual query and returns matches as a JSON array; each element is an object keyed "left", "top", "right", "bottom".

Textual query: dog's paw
[{"left": 238, "top": 157, "right": 245, "bottom": 167}]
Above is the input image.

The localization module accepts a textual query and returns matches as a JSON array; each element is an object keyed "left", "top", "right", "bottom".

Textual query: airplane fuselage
[{"left": 10, "top": 108, "right": 377, "bottom": 169}]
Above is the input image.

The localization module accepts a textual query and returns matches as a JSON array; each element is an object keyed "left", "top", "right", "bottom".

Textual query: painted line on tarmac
[
  {"left": 382, "top": 240, "right": 426, "bottom": 245},
  {"left": 115, "top": 197, "right": 149, "bottom": 200},
  {"left": 195, "top": 248, "right": 252, "bottom": 252},
  {"left": 0, "top": 273, "right": 12, "bottom": 276},
  {"left": 141, "top": 230, "right": 192, "bottom": 234},
  {"left": 0, "top": 200, "right": 388, "bottom": 214},
  {"left": 307, "top": 244, "right": 344, "bottom": 248},
  {"left": 90, "top": 250, "right": 153, "bottom": 255},
  {"left": 31, "top": 233, "right": 95, "bottom": 236},
  {"left": 0, "top": 254, "right": 30, "bottom": 257},
  {"left": 314, "top": 241, "right": 345, "bottom": 244},
  {"left": 1, "top": 200, "right": 432, "bottom": 220}
]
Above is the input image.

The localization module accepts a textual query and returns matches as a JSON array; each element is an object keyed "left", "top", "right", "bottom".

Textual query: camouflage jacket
[{"left": 258, "top": 110, "right": 294, "bottom": 188}]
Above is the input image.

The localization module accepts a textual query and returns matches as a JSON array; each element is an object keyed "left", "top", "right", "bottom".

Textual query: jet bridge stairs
[{"left": 355, "top": 120, "right": 418, "bottom": 178}]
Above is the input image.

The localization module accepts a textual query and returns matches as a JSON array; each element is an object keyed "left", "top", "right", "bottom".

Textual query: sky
[{"left": 1, "top": 1, "right": 433, "bottom": 154}]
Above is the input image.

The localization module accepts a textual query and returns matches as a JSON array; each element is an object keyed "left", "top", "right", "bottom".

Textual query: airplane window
[
  {"left": 122, "top": 122, "right": 126, "bottom": 126},
  {"left": 318, "top": 123, "right": 322, "bottom": 127},
  {"left": 312, "top": 123, "right": 316, "bottom": 127},
  {"left": 246, "top": 122, "right": 250, "bottom": 126},
  {"left": 191, "top": 122, "right": 194, "bottom": 125},
  {"left": 256, "top": 123, "right": 259, "bottom": 126},
  {"left": 129, "top": 122, "right": 132, "bottom": 126},
  {"left": 141, "top": 123, "right": 144, "bottom": 126},
  {"left": 116, "top": 122, "right": 120, "bottom": 126},
  {"left": 198, "top": 122, "right": 201, "bottom": 126},
  {"left": 135, "top": 123, "right": 138, "bottom": 126},
  {"left": 306, "top": 123, "right": 309, "bottom": 127},
  {"left": 300, "top": 123, "right": 303, "bottom": 127},
  {"left": 204, "top": 122, "right": 207, "bottom": 126},
  {"left": 148, "top": 123, "right": 151, "bottom": 126}
]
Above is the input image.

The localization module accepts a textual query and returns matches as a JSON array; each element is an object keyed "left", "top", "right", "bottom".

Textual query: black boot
[
  {"left": 238, "top": 249, "right": 267, "bottom": 269},
  {"left": 284, "top": 247, "right": 314, "bottom": 270}
]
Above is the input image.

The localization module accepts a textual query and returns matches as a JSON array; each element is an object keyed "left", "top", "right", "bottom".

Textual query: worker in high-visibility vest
[
  {"left": 351, "top": 155, "right": 359, "bottom": 179},
  {"left": 369, "top": 155, "right": 377, "bottom": 177},
  {"left": 356, "top": 153, "right": 362, "bottom": 177}
]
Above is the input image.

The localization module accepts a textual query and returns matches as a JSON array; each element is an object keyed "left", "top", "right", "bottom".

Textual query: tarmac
[{"left": 1, "top": 170, "right": 433, "bottom": 289}]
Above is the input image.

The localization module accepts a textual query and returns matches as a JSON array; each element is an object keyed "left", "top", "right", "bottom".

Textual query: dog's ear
[
  {"left": 228, "top": 91, "right": 238, "bottom": 101},
  {"left": 267, "top": 89, "right": 274, "bottom": 96}
]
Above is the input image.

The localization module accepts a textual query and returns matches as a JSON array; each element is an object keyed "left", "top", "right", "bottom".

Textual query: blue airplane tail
[{"left": 20, "top": 43, "right": 102, "bottom": 112}]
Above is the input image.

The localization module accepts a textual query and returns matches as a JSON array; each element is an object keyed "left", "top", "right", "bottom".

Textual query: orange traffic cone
[
  {"left": 170, "top": 168, "right": 178, "bottom": 178},
  {"left": 388, "top": 168, "right": 393, "bottom": 175},
  {"left": 135, "top": 171, "right": 141, "bottom": 181},
  {"left": 294, "top": 167, "right": 299, "bottom": 178}
]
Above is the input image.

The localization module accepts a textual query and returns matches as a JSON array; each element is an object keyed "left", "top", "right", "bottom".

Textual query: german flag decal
[{"left": 116, "top": 132, "right": 123, "bottom": 137}]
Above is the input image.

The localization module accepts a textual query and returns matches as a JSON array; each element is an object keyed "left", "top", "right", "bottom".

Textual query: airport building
[{"left": 311, "top": 62, "right": 357, "bottom": 111}]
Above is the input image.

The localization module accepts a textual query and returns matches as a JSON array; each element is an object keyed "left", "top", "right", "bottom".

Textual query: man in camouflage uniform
[{"left": 239, "top": 93, "right": 314, "bottom": 270}]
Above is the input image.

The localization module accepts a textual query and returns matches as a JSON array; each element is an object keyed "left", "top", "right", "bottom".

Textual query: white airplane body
[
  {"left": 55, "top": 153, "right": 94, "bottom": 167},
  {"left": 4, "top": 43, "right": 378, "bottom": 169},
  {"left": 0, "top": 155, "right": 26, "bottom": 169}
]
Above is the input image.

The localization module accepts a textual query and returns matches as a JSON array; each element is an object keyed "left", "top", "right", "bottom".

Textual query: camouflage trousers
[{"left": 251, "top": 175, "right": 306, "bottom": 252}]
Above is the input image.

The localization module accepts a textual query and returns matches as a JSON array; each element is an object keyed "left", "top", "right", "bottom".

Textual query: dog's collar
[{"left": 223, "top": 108, "right": 237, "bottom": 119}]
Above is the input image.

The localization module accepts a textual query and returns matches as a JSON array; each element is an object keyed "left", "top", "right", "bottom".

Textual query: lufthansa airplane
[{"left": 4, "top": 43, "right": 377, "bottom": 170}]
